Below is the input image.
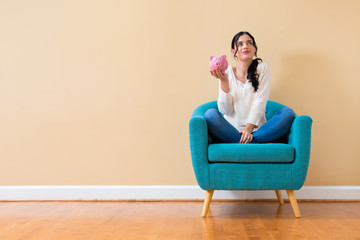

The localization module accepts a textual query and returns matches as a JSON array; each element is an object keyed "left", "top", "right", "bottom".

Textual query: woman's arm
[
  {"left": 211, "top": 69, "right": 234, "bottom": 114},
  {"left": 218, "top": 75, "right": 230, "bottom": 93},
  {"left": 239, "top": 123, "right": 256, "bottom": 143}
]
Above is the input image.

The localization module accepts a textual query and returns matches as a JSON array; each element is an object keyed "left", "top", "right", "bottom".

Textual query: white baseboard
[{"left": 1, "top": 186, "right": 360, "bottom": 201}]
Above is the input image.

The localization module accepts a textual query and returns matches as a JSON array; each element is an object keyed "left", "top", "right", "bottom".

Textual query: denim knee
[
  {"left": 203, "top": 108, "right": 221, "bottom": 143},
  {"left": 204, "top": 108, "right": 221, "bottom": 122},
  {"left": 280, "top": 107, "right": 296, "bottom": 122}
]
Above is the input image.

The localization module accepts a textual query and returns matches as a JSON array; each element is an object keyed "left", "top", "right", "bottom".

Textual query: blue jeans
[{"left": 203, "top": 107, "right": 296, "bottom": 143}]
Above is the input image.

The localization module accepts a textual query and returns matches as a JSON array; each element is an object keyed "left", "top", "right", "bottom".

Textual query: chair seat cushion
[{"left": 208, "top": 143, "right": 295, "bottom": 163}]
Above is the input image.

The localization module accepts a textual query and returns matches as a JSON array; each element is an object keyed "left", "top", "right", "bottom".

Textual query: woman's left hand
[{"left": 239, "top": 130, "right": 253, "bottom": 144}]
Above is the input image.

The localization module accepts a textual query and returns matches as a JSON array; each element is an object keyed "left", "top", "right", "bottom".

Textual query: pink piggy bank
[{"left": 210, "top": 55, "right": 228, "bottom": 71}]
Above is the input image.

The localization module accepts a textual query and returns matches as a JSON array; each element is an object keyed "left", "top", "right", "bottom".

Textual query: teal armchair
[{"left": 189, "top": 100, "right": 312, "bottom": 217}]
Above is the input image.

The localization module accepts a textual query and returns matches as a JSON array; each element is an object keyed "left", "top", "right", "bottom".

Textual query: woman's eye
[{"left": 248, "top": 41, "right": 253, "bottom": 45}]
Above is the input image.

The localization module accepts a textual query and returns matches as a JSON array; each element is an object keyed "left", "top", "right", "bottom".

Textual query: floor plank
[{"left": 1, "top": 201, "right": 360, "bottom": 240}]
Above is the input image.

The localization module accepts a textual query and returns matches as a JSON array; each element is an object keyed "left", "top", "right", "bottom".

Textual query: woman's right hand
[{"left": 210, "top": 69, "right": 228, "bottom": 82}]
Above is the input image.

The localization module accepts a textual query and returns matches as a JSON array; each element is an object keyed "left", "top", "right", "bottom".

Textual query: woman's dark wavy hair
[{"left": 231, "top": 31, "right": 262, "bottom": 92}]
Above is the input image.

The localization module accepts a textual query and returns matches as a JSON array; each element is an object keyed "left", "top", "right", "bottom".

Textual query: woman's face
[{"left": 232, "top": 34, "right": 257, "bottom": 61}]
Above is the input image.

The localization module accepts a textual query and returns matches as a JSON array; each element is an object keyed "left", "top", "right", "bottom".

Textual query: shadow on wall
[
  {"left": 271, "top": 52, "right": 358, "bottom": 184},
  {"left": 272, "top": 52, "right": 344, "bottom": 117}
]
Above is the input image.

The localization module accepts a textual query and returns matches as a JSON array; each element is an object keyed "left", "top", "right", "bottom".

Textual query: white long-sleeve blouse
[{"left": 217, "top": 61, "right": 271, "bottom": 132}]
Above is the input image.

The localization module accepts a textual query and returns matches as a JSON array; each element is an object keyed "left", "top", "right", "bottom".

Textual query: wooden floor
[{"left": 1, "top": 201, "right": 360, "bottom": 240}]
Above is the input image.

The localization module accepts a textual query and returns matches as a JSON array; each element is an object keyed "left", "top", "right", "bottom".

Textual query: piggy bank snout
[{"left": 210, "top": 55, "right": 228, "bottom": 71}]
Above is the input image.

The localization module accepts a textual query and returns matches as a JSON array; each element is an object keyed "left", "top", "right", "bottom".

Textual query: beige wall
[{"left": 0, "top": 0, "right": 359, "bottom": 186}]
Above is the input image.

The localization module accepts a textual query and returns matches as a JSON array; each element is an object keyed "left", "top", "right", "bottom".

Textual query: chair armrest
[
  {"left": 288, "top": 115, "right": 313, "bottom": 189},
  {"left": 189, "top": 115, "right": 211, "bottom": 190}
]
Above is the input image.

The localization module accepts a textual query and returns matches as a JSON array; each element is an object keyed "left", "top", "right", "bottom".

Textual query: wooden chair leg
[
  {"left": 202, "top": 190, "right": 214, "bottom": 217},
  {"left": 275, "top": 190, "right": 284, "bottom": 205},
  {"left": 286, "top": 190, "right": 301, "bottom": 218}
]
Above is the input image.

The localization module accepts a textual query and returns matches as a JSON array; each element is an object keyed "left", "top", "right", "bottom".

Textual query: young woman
[{"left": 204, "top": 31, "right": 295, "bottom": 144}]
